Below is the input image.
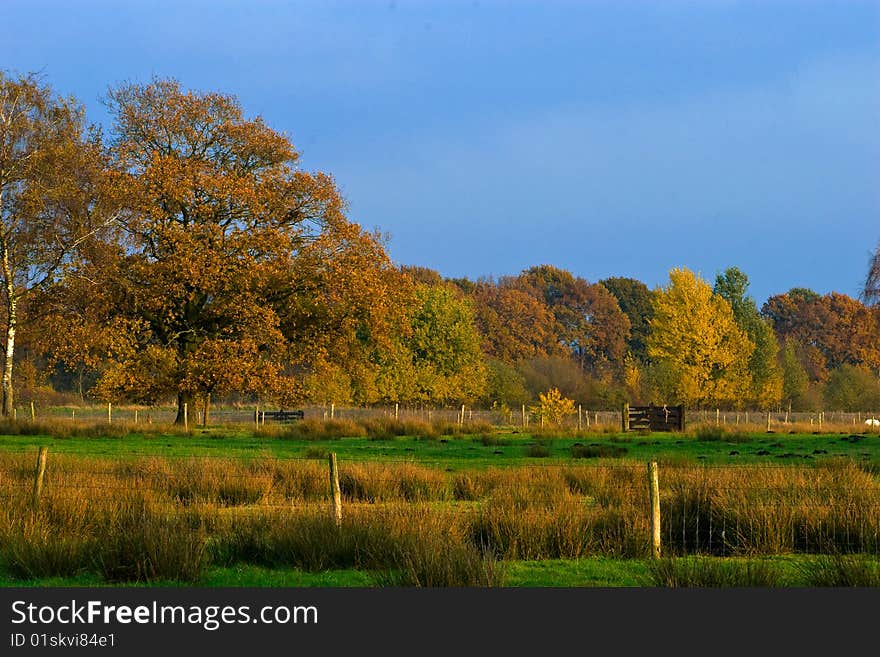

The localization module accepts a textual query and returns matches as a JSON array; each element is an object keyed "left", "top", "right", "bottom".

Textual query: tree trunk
[
  {"left": 0, "top": 190, "right": 10, "bottom": 418},
  {"left": 1, "top": 242, "right": 15, "bottom": 418},
  {"left": 174, "top": 391, "right": 192, "bottom": 425},
  {"left": 203, "top": 392, "right": 210, "bottom": 427},
  {"left": 2, "top": 302, "right": 14, "bottom": 418}
]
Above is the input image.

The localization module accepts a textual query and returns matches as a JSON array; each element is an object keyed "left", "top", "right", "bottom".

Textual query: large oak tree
[{"left": 93, "top": 78, "right": 390, "bottom": 423}]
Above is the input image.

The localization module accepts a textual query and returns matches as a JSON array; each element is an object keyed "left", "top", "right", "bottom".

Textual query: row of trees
[
  {"left": 2, "top": 72, "right": 878, "bottom": 422},
  {"left": 441, "top": 263, "right": 880, "bottom": 413}
]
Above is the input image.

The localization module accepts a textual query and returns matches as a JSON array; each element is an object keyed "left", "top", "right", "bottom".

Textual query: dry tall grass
[{"left": 1, "top": 452, "right": 879, "bottom": 585}]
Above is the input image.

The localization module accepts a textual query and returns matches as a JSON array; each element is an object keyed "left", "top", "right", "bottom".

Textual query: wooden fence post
[
  {"left": 395, "top": 403, "right": 399, "bottom": 420},
  {"left": 521, "top": 404, "right": 526, "bottom": 429},
  {"left": 107, "top": 402, "right": 112, "bottom": 424},
  {"left": 767, "top": 411, "right": 771, "bottom": 432},
  {"left": 578, "top": 404, "right": 582, "bottom": 431},
  {"left": 32, "top": 447, "right": 48, "bottom": 509},
  {"left": 330, "top": 402, "right": 335, "bottom": 420},
  {"left": 134, "top": 409, "right": 138, "bottom": 424},
  {"left": 622, "top": 403, "right": 630, "bottom": 433},
  {"left": 30, "top": 400, "right": 35, "bottom": 421},
  {"left": 254, "top": 405, "right": 259, "bottom": 430},
  {"left": 648, "top": 460, "right": 661, "bottom": 559},
  {"left": 329, "top": 452, "right": 342, "bottom": 526}
]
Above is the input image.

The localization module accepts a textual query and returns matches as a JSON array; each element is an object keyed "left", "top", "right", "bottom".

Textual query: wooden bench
[{"left": 261, "top": 410, "right": 305, "bottom": 423}]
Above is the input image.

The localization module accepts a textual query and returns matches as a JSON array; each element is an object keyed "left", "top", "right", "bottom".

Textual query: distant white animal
[{"left": 866, "top": 418, "right": 880, "bottom": 427}]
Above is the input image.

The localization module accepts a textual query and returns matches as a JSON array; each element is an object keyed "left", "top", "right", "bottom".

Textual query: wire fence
[{"left": 12, "top": 402, "right": 880, "bottom": 432}]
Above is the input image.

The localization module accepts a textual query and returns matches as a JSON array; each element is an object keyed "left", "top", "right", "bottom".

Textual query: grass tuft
[
  {"left": 645, "top": 557, "right": 783, "bottom": 587},
  {"left": 693, "top": 427, "right": 755, "bottom": 443},
  {"left": 798, "top": 553, "right": 880, "bottom": 587},
  {"left": 571, "top": 444, "right": 628, "bottom": 459}
]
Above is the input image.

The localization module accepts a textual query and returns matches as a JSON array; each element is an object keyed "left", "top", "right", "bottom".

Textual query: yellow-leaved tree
[
  {"left": 532, "top": 387, "right": 575, "bottom": 426},
  {"left": 647, "top": 268, "right": 754, "bottom": 408}
]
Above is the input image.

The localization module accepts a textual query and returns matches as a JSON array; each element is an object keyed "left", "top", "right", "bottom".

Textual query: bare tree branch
[{"left": 864, "top": 243, "right": 880, "bottom": 306}]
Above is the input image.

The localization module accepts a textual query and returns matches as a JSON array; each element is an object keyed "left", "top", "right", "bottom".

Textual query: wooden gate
[{"left": 622, "top": 403, "right": 685, "bottom": 432}]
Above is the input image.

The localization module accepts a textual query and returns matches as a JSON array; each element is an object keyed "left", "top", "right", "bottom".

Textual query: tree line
[{"left": 2, "top": 72, "right": 878, "bottom": 422}]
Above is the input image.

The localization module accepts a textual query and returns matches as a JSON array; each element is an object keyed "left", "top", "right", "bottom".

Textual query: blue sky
[{"left": 3, "top": 0, "right": 878, "bottom": 305}]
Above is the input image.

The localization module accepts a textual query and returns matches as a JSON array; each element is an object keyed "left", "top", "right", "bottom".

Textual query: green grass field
[
  {"left": 2, "top": 556, "right": 867, "bottom": 588},
  {"left": 0, "top": 427, "right": 877, "bottom": 467}
]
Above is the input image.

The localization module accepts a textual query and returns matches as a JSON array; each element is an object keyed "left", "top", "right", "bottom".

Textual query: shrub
[{"left": 531, "top": 388, "right": 576, "bottom": 427}]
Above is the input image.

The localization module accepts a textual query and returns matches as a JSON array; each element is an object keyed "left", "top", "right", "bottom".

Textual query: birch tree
[{"left": 0, "top": 72, "right": 114, "bottom": 416}]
